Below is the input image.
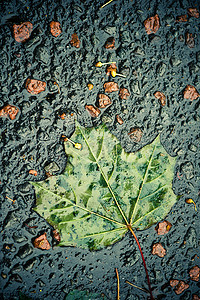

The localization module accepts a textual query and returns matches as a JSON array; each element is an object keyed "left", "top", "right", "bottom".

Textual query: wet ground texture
[{"left": 0, "top": 0, "right": 200, "bottom": 299}]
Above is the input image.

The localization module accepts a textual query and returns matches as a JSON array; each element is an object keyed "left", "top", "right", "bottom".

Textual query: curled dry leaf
[
  {"left": 189, "top": 265, "right": 200, "bottom": 281},
  {"left": 155, "top": 220, "right": 172, "bottom": 235},
  {"left": 119, "top": 88, "right": 130, "bottom": 100},
  {"left": 70, "top": 33, "right": 80, "bottom": 48},
  {"left": 128, "top": 128, "right": 143, "bottom": 143},
  {"left": 97, "top": 94, "right": 112, "bottom": 108},
  {"left": 104, "top": 82, "right": 119, "bottom": 93},
  {"left": 170, "top": 280, "right": 189, "bottom": 295},
  {"left": 144, "top": 14, "right": 160, "bottom": 34},
  {"left": 29, "top": 169, "right": 38, "bottom": 176},
  {"left": 33, "top": 232, "right": 51, "bottom": 250},
  {"left": 0, "top": 105, "right": 19, "bottom": 120},
  {"left": 50, "top": 21, "right": 62, "bottom": 37},
  {"left": 152, "top": 242, "right": 166, "bottom": 257},
  {"left": 25, "top": 78, "right": 46, "bottom": 94},
  {"left": 154, "top": 91, "right": 166, "bottom": 106},
  {"left": 85, "top": 105, "right": 100, "bottom": 118},
  {"left": 116, "top": 115, "right": 124, "bottom": 125},
  {"left": 13, "top": 22, "right": 33, "bottom": 42},
  {"left": 176, "top": 15, "right": 187, "bottom": 22},
  {"left": 186, "top": 32, "right": 195, "bottom": 48},
  {"left": 104, "top": 36, "right": 115, "bottom": 49},
  {"left": 188, "top": 8, "right": 199, "bottom": 18},
  {"left": 183, "top": 85, "right": 199, "bottom": 100}
]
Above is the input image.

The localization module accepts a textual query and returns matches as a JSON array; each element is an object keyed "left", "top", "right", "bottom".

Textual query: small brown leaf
[
  {"left": 189, "top": 265, "right": 200, "bottom": 281},
  {"left": 183, "top": 85, "right": 199, "bottom": 100},
  {"left": 116, "top": 115, "right": 124, "bottom": 125},
  {"left": 85, "top": 105, "right": 101, "bottom": 118},
  {"left": 144, "top": 14, "right": 160, "bottom": 34},
  {"left": 128, "top": 128, "right": 143, "bottom": 143},
  {"left": 104, "top": 82, "right": 119, "bottom": 93},
  {"left": 154, "top": 91, "right": 166, "bottom": 106},
  {"left": 29, "top": 169, "right": 38, "bottom": 176},
  {"left": 50, "top": 21, "right": 62, "bottom": 37},
  {"left": 13, "top": 22, "right": 33, "bottom": 43},
  {"left": 185, "top": 32, "right": 195, "bottom": 48},
  {"left": 97, "top": 94, "right": 112, "bottom": 108},
  {"left": 25, "top": 78, "right": 46, "bottom": 94},
  {"left": 155, "top": 220, "right": 172, "bottom": 235},
  {"left": 33, "top": 233, "right": 51, "bottom": 250},
  {"left": 152, "top": 242, "right": 166, "bottom": 258},
  {"left": 119, "top": 88, "right": 130, "bottom": 100},
  {"left": 70, "top": 33, "right": 80, "bottom": 48},
  {"left": 0, "top": 105, "right": 19, "bottom": 120}
]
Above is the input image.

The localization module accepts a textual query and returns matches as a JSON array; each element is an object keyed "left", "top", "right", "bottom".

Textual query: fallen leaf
[
  {"left": 33, "top": 233, "right": 51, "bottom": 250},
  {"left": 144, "top": 14, "right": 160, "bottom": 34},
  {"left": 119, "top": 88, "right": 130, "bottom": 100},
  {"left": 85, "top": 105, "right": 101, "bottom": 117},
  {"left": 155, "top": 220, "right": 172, "bottom": 235},
  {"left": 104, "top": 82, "right": 119, "bottom": 93},
  {"left": 13, "top": 22, "right": 33, "bottom": 42},
  {"left": 104, "top": 37, "right": 115, "bottom": 49},
  {"left": 189, "top": 265, "right": 200, "bottom": 281},
  {"left": 0, "top": 105, "right": 19, "bottom": 120},
  {"left": 70, "top": 33, "right": 80, "bottom": 48},
  {"left": 32, "top": 123, "right": 178, "bottom": 250},
  {"left": 97, "top": 94, "right": 112, "bottom": 108},
  {"left": 176, "top": 15, "right": 187, "bottom": 22},
  {"left": 29, "top": 169, "right": 38, "bottom": 176},
  {"left": 152, "top": 242, "right": 166, "bottom": 257},
  {"left": 183, "top": 85, "right": 199, "bottom": 100},
  {"left": 25, "top": 78, "right": 46, "bottom": 94},
  {"left": 154, "top": 91, "right": 166, "bottom": 106},
  {"left": 50, "top": 21, "right": 62, "bottom": 37}
]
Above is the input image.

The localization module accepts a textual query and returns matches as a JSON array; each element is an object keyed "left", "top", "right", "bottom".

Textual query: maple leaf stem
[
  {"left": 127, "top": 224, "right": 154, "bottom": 300},
  {"left": 115, "top": 268, "right": 120, "bottom": 300}
]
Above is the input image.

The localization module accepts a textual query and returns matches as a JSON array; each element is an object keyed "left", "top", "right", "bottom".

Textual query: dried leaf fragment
[
  {"left": 87, "top": 83, "right": 94, "bottom": 90},
  {"left": 85, "top": 105, "right": 100, "bottom": 118},
  {"left": 189, "top": 265, "right": 200, "bottom": 281},
  {"left": 174, "top": 281, "right": 189, "bottom": 295},
  {"left": 152, "top": 242, "right": 166, "bottom": 257},
  {"left": 128, "top": 128, "right": 143, "bottom": 143},
  {"left": 104, "top": 37, "right": 115, "bottom": 49},
  {"left": 0, "top": 105, "right": 19, "bottom": 120},
  {"left": 25, "top": 78, "right": 46, "bottom": 94},
  {"left": 70, "top": 33, "right": 80, "bottom": 48},
  {"left": 176, "top": 15, "right": 187, "bottom": 22},
  {"left": 29, "top": 169, "right": 38, "bottom": 176},
  {"left": 97, "top": 94, "right": 112, "bottom": 108},
  {"left": 33, "top": 232, "right": 51, "bottom": 250},
  {"left": 154, "top": 91, "right": 166, "bottom": 106},
  {"left": 50, "top": 21, "right": 62, "bottom": 37},
  {"left": 188, "top": 8, "right": 199, "bottom": 18},
  {"left": 155, "top": 220, "right": 172, "bottom": 235},
  {"left": 183, "top": 85, "right": 199, "bottom": 100},
  {"left": 116, "top": 115, "right": 123, "bottom": 125},
  {"left": 144, "top": 14, "right": 160, "bottom": 34},
  {"left": 104, "top": 82, "right": 119, "bottom": 93},
  {"left": 119, "top": 88, "right": 130, "bottom": 100},
  {"left": 193, "top": 295, "right": 200, "bottom": 300},
  {"left": 186, "top": 32, "right": 195, "bottom": 48},
  {"left": 13, "top": 22, "right": 33, "bottom": 42}
]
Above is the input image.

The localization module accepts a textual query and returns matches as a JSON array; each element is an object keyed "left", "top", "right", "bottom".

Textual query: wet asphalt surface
[{"left": 0, "top": 0, "right": 200, "bottom": 299}]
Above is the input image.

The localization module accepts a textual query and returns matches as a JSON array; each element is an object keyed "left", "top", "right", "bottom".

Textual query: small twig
[
  {"left": 100, "top": 0, "right": 114, "bottom": 9},
  {"left": 126, "top": 280, "right": 150, "bottom": 294},
  {"left": 116, "top": 268, "right": 120, "bottom": 300},
  {"left": 6, "top": 196, "right": 16, "bottom": 204}
]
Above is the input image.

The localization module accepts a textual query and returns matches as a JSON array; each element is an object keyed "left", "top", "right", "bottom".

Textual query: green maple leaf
[{"left": 32, "top": 123, "right": 177, "bottom": 251}]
